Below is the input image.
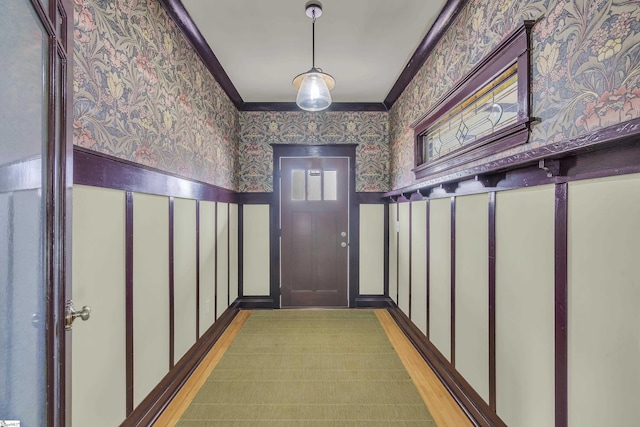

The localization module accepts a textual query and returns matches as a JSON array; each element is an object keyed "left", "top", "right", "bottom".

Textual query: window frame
[{"left": 412, "top": 21, "right": 534, "bottom": 179}]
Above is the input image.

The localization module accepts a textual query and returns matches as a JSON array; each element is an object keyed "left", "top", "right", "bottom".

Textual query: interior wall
[
  {"left": 73, "top": 0, "right": 239, "bottom": 189},
  {"left": 389, "top": 0, "right": 640, "bottom": 189},
  {"left": 71, "top": 178, "right": 238, "bottom": 421},
  {"left": 238, "top": 111, "right": 389, "bottom": 192},
  {"left": 359, "top": 204, "right": 385, "bottom": 296}
]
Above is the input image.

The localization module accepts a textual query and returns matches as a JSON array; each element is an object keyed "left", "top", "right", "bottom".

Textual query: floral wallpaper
[
  {"left": 73, "top": 0, "right": 239, "bottom": 190},
  {"left": 239, "top": 111, "right": 389, "bottom": 193},
  {"left": 390, "top": 0, "right": 640, "bottom": 189}
]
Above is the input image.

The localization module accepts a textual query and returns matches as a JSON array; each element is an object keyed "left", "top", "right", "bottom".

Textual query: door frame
[{"left": 271, "top": 144, "right": 359, "bottom": 308}]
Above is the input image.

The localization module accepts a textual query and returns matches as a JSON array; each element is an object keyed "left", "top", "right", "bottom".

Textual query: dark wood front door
[{"left": 280, "top": 157, "right": 349, "bottom": 307}]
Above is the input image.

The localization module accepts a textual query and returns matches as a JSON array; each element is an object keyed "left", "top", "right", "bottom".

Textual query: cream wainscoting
[
  {"left": 359, "top": 204, "right": 385, "bottom": 295},
  {"left": 241, "top": 204, "right": 271, "bottom": 297}
]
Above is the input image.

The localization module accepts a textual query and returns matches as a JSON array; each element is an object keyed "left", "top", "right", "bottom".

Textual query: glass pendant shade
[{"left": 295, "top": 70, "right": 334, "bottom": 112}]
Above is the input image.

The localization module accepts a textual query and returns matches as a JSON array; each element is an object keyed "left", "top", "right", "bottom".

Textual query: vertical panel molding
[
  {"left": 450, "top": 196, "right": 456, "bottom": 367},
  {"left": 168, "top": 197, "right": 175, "bottom": 369},
  {"left": 488, "top": 191, "right": 496, "bottom": 411},
  {"left": 554, "top": 183, "right": 568, "bottom": 427},
  {"left": 125, "top": 192, "right": 134, "bottom": 415},
  {"left": 195, "top": 201, "right": 200, "bottom": 338},
  {"left": 426, "top": 200, "right": 430, "bottom": 339}
]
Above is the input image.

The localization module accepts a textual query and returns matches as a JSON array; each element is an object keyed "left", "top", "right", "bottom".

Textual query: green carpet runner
[{"left": 177, "top": 310, "right": 435, "bottom": 426}]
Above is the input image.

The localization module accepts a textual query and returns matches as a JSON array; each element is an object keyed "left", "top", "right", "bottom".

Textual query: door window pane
[
  {"left": 324, "top": 171, "right": 337, "bottom": 201},
  {"left": 307, "top": 170, "right": 321, "bottom": 201},
  {"left": 291, "top": 170, "right": 305, "bottom": 201}
]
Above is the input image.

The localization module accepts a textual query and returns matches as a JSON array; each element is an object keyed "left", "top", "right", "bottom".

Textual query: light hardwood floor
[{"left": 154, "top": 309, "right": 471, "bottom": 427}]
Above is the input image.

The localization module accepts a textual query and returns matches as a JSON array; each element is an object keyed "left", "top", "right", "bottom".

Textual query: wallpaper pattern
[
  {"left": 390, "top": 0, "right": 640, "bottom": 189},
  {"left": 73, "top": 0, "right": 239, "bottom": 189},
  {"left": 238, "top": 112, "right": 389, "bottom": 193}
]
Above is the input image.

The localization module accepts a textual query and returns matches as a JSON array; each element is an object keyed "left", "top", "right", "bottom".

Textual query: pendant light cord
[{"left": 311, "top": 8, "right": 316, "bottom": 68}]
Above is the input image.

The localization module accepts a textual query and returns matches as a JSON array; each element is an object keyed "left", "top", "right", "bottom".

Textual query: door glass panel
[
  {"left": 0, "top": 1, "right": 49, "bottom": 425},
  {"left": 324, "top": 171, "right": 337, "bottom": 201},
  {"left": 307, "top": 170, "right": 321, "bottom": 201},
  {"left": 291, "top": 170, "right": 305, "bottom": 201}
]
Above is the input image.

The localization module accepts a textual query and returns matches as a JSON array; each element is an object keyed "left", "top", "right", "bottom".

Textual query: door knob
[
  {"left": 65, "top": 300, "right": 91, "bottom": 330},
  {"left": 340, "top": 231, "right": 347, "bottom": 237},
  {"left": 341, "top": 242, "right": 347, "bottom": 248}
]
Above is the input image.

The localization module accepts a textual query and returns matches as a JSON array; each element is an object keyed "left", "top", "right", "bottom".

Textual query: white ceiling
[{"left": 181, "top": 0, "right": 448, "bottom": 103}]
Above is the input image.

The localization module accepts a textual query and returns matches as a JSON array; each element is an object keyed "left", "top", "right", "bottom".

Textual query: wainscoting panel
[
  {"left": 173, "top": 198, "right": 197, "bottom": 363},
  {"left": 389, "top": 203, "right": 398, "bottom": 304},
  {"left": 568, "top": 174, "right": 640, "bottom": 427},
  {"left": 229, "top": 204, "right": 239, "bottom": 303},
  {"left": 495, "top": 186, "right": 555, "bottom": 427},
  {"left": 397, "top": 203, "right": 411, "bottom": 315},
  {"left": 216, "top": 202, "right": 229, "bottom": 318},
  {"left": 242, "top": 204, "right": 270, "bottom": 296},
  {"left": 410, "top": 200, "right": 427, "bottom": 335},
  {"left": 359, "top": 204, "right": 385, "bottom": 295},
  {"left": 199, "top": 201, "right": 216, "bottom": 335},
  {"left": 132, "top": 193, "right": 170, "bottom": 407},
  {"left": 429, "top": 197, "right": 452, "bottom": 361},
  {"left": 455, "top": 193, "right": 489, "bottom": 403},
  {"left": 72, "top": 185, "right": 127, "bottom": 427}
]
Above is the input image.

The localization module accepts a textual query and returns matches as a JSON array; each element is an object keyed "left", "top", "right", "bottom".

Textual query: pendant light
[{"left": 292, "top": 1, "right": 335, "bottom": 112}]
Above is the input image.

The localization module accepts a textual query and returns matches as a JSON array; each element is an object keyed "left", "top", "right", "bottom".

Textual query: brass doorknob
[{"left": 65, "top": 300, "right": 91, "bottom": 330}]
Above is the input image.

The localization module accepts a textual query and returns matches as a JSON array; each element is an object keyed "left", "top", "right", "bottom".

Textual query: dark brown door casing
[{"left": 280, "top": 157, "right": 349, "bottom": 307}]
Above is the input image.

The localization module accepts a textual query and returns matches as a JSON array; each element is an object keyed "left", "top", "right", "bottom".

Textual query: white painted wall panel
[
  {"left": 429, "top": 197, "right": 451, "bottom": 360},
  {"left": 242, "top": 204, "right": 270, "bottom": 296},
  {"left": 199, "top": 201, "right": 216, "bottom": 335},
  {"left": 359, "top": 204, "right": 385, "bottom": 295},
  {"left": 495, "top": 186, "right": 554, "bottom": 427},
  {"left": 388, "top": 204, "right": 398, "bottom": 304},
  {"left": 173, "top": 198, "right": 197, "bottom": 362},
  {"left": 216, "top": 202, "right": 229, "bottom": 318},
  {"left": 568, "top": 174, "right": 640, "bottom": 427},
  {"left": 455, "top": 193, "right": 489, "bottom": 403},
  {"left": 410, "top": 200, "right": 427, "bottom": 335},
  {"left": 397, "top": 203, "right": 410, "bottom": 315},
  {"left": 229, "top": 203, "right": 239, "bottom": 303},
  {"left": 132, "top": 193, "right": 170, "bottom": 406},
  {"left": 72, "top": 185, "right": 126, "bottom": 427}
]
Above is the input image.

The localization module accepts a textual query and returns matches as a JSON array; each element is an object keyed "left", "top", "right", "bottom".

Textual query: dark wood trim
[
  {"left": 488, "top": 191, "right": 496, "bottom": 412},
  {"left": 356, "top": 192, "right": 386, "bottom": 204},
  {"left": 73, "top": 146, "right": 237, "bottom": 203},
  {"left": 125, "top": 192, "right": 134, "bottom": 415},
  {"left": 450, "top": 196, "right": 456, "bottom": 367},
  {"left": 383, "top": 203, "right": 390, "bottom": 299},
  {"left": 237, "top": 192, "right": 272, "bottom": 204},
  {"left": 237, "top": 205, "right": 244, "bottom": 298},
  {"left": 554, "top": 183, "right": 568, "bottom": 427},
  {"left": 385, "top": 116, "right": 640, "bottom": 198},
  {"left": 271, "top": 144, "right": 359, "bottom": 308},
  {"left": 241, "top": 102, "right": 387, "bottom": 112},
  {"left": 408, "top": 200, "right": 413, "bottom": 318},
  {"left": 214, "top": 202, "right": 218, "bottom": 319},
  {"left": 226, "top": 203, "right": 231, "bottom": 307},
  {"left": 388, "top": 306, "right": 507, "bottom": 427},
  {"left": 354, "top": 296, "right": 394, "bottom": 308},
  {"left": 195, "top": 200, "right": 200, "bottom": 338},
  {"left": 235, "top": 297, "right": 277, "bottom": 309},
  {"left": 168, "top": 197, "right": 175, "bottom": 369},
  {"left": 157, "top": 0, "right": 243, "bottom": 108},
  {"left": 122, "top": 304, "right": 240, "bottom": 427},
  {"left": 425, "top": 199, "right": 430, "bottom": 339},
  {"left": 384, "top": 0, "right": 469, "bottom": 108}
]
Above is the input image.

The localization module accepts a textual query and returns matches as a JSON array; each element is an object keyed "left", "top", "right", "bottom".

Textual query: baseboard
[
  {"left": 355, "top": 295, "right": 394, "bottom": 308},
  {"left": 235, "top": 296, "right": 277, "bottom": 309},
  {"left": 387, "top": 306, "right": 506, "bottom": 427},
  {"left": 122, "top": 302, "right": 240, "bottom": 426}
]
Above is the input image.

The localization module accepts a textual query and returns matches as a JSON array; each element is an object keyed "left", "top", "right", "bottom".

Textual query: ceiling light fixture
[{"left": 292, "top": 1, "right": 335, "bottom": 112}]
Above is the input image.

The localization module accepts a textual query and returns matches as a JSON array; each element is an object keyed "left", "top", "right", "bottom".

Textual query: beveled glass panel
[
  {"left": 307, "top": 170, "right": 321, "bottom": 201},
  {"left": 324, "top": 170, "right": 337, "bottom": 201},
  {"left": 0, "top": 1, "right": 49, "bottom": 424},
  {"left": 291, "top": 169, "right": 305, "bottom": 201},
  {"left": 423, "top": 64, "right": 518, "bottom": 163}
]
